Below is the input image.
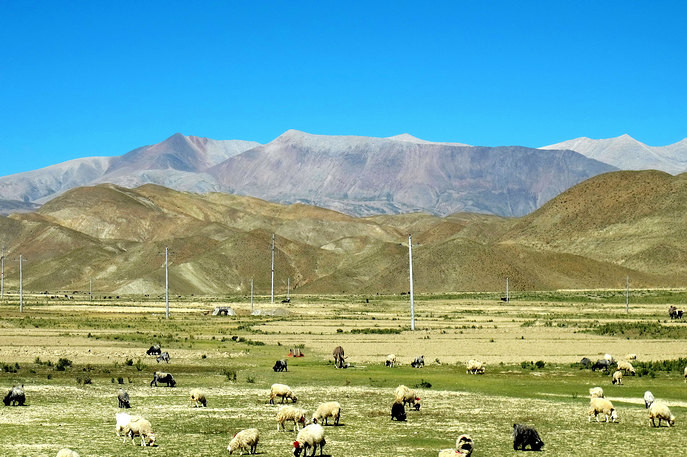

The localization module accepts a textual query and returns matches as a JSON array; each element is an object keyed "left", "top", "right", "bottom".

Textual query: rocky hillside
[{"left": 0, "top": 175, "right": 679, "bottom": 296}]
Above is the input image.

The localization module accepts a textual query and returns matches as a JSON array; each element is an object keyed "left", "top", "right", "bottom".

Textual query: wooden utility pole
[
  {"left": 250, "top": 278, "right": 254, "bottom": 313},
  {"left": 626, "top": 276, "right": 629, "bottom": 314},
  {"left": 165, "top": 247, "right": 169, "bottom": 319},
  {"left": 19, "top": 254, "right": 23, "bottom": 312}
]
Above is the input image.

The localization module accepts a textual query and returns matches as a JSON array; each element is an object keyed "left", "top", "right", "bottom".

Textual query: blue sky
[{"left": 1, "top": 1, "right": 685, "bottom": 176}]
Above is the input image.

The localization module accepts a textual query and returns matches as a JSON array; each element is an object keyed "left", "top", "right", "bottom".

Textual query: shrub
[
  {"left": 246, "top": 375, "right": 255, "bottom": 384},
  {"left": 415, "top": 379, "right": 432, "bottom": 389},
  {"left": 117, "top": 377, "right": 124, "bottom": 384},
  {"left": 134, "top": 359, "right": 146, "bottom": 372},
  {"left": 55, "top": 358, "right": 72, "bottom": 371},
  {"left": 222, "top": 368, "right": 237, "bottom": 382}
]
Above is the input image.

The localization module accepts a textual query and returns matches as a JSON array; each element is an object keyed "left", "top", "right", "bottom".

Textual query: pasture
[{"left": 1, "top": 290, "right": 687, "bottom": 456}]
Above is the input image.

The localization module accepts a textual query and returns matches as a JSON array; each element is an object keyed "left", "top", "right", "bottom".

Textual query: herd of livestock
[{"left": 3, "top": 317, "right": 687, "bottom": 456}]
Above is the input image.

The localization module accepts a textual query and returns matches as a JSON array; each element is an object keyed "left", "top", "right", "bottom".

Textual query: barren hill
[{"left": 1, "top": 174, "right": 680, "bottom": 296}]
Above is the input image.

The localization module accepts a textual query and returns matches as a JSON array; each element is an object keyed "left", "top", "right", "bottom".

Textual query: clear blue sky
[{"left": 1, "top": 1, "right": 685, "bottom": 176}]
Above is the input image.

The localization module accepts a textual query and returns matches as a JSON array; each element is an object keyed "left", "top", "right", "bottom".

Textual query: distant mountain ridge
[
  {"left": 0, "top": 130, "right": 617, "bottom": 218},
  {"left": 542, "top": 134, "right": 687, "bottom": 174}
]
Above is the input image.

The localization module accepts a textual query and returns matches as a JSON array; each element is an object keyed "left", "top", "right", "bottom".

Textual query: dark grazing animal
[
  {"left": 146, "top": 344, "right": 162, "bottom": 356},
  {"left": 118, "top": 388, "right": 131, "bottom": 408},
  {"left": 150, "top": 371, "right": 176, "bottom": 387},
  {"left": 513, "top": 424, "right": 544, "bottom": 451},
  {"left": 579, "top": 357, "right": 592, "bottom": 368},
  {"left": 411, "top": 355, "right": 425, "bottom": 368},
  {"left": 391, "top": 401, "right": 406, "bottom": 421},
  {"left": 3, "top": 385, "right": 25, "bottom": 406},
  {"left": 333, "top": 346, "right": 347, "bottom": 369},
  {"left": 273, "top": 359, "right": 288, "bottom": 372},
  {"left": 156, "top": 352, "right": 170, "bottom": 363},
  {"left": 591, "top": 359, "right": 612, "bottom": 372}
]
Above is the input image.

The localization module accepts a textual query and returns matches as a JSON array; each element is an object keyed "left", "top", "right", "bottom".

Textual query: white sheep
[
  {"left": 612, "top": 370, "right": 623, "bottom": 385},
  {"left": 56, "top": 449, "right": 80, "bottom": 457},
  {"left": 684, "top": 366, "right": 687, "bottom": 382},
  {"left": 122, "top": 417, "right": 156, "bottom": 446},
  {"left": 189, "top": 388, "right": 207, "bottom": 407},
  {"left": 277, "top": 405, "right": 308, "bottom": 431},
  {"left": 465, "top": 359, "right": 485, "bottom": 375},
  {"left": 227, "top": 428, "right": 260, "bottom": 455},
  {"left": 395, "top": 385, "right": 421, "bottom": 410},
  {"left": 588, "top": 398, "right": 618, "bottom": 423},
  {"left": 603, "top": 353, "right": 615, "bottom": 363},
  {"left": 270, "top": 383, "right": 298, "bottom": 404},
  {"left": 438, "top": 450, "right": 457, "bottom": 457},
  {"left": 312, "top": 401, "right": 341, "bottom": 426},
  {"left": 644, "top": 391, "right": 655, "bottom": 409},
  {"left": 115, "top": 412, "right": 141, "bottom": 436},
  {"left": 625, "top": 353, "right": 637, "bottom": 361},
  {"left": 293, "top": 423, "right": 326, "bottom": 457},
  {"left": 649, "top": 401, "right": 676, "bottom": 427},
  {"left": 616, "top": 360, "right": 635, "bottom": 375},
  {"left": 385, "top": 354, "right": 396, "bottom": 367},
  {"left": 589, "top": 387, "right": 604, "bottom": 399}
]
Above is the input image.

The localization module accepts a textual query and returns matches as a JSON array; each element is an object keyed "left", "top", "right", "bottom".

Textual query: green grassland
[{"left": 1, "top": 291, "right": 686, "bottom": 456}]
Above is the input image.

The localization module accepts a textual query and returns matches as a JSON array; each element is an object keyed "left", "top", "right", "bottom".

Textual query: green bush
[{"left": 55, "top": 358, "right": 72, "bottom": 371}]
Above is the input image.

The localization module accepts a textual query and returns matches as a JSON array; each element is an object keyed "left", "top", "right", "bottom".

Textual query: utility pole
[
  {"left": 1, "top": 246, "right": 4, "bottom": 300},
  {"left": 408, "top": 234, "right": 415, "bottom": 331},
  {"left": 19, "top": 254, "right": 23, "bottom": 312},
  {"left": 89, "top": 279, "right": 92, "bottom": 303},
  {"left": 271, "top": 234, "right": 275, "bottom": 305},
  {"left": 165, "top": 247, "right": 169, "bottom": 319},
  {"left": 626, "top": 276, "right": 629, "bottom": 314},
  {"left": 250, "top": 278, "right": 254, "bottom": 313},
  {"left": 506, "top": 277, "right": 509, "bottom": 302},
  {"left": 287, "top": 277, "right": 290, "bottom": 301}
]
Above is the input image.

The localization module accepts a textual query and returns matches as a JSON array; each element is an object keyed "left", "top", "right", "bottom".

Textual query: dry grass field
[{"left": 1, "top": 291, "right": 686, "bottom": 456}]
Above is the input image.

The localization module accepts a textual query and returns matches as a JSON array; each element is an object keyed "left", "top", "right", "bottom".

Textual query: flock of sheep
[{"left": 3, "top": 338, "right": 686, "bottom": 456}]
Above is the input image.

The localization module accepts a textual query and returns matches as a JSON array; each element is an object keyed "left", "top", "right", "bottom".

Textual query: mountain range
[
  {"left": 0, "top": 169, "right": 683, "bottom": 295},
  {"left": 542, "top": 134, "right": 687, "bottom": 174},
  {"left": 0, "top": 130, "right": 619, "bottom": 218}
]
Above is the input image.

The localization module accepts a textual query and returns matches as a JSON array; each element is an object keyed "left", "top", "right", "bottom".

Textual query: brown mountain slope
[
  {"left": 504, "top": 170, "right": 687, "bottom": 275},
  {"left": 1, "top": 174, "right": 683, "bottom": 295}
]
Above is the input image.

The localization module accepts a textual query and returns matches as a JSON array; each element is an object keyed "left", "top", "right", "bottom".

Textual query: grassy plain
[{"left": 1, "top": 291, "right": 686, "bottom": 456}]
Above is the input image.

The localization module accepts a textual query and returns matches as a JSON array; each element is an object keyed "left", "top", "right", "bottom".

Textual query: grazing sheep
[
  {"left": 465, "top": 359, "right": 485, "bottom": 375},
  {"left": 391, "top": 401, "right": 407, "bottom": 421},
  {"left": 189, "top": 388, "right": 207, "bottom": 407},
  {"left": 115, "top": 412, "right": 138, "bottom": 436},
  {"left": 588, "top": 398, "right": 618, "bottom": 423},
  {"left": 456, "top": 434, "right": 474, "bottom": 456},
  {"left": 146, "top": 344, "right": 161, "bottom": 356},
  {"left": 438, "top": 450, "right": 458, "bottom": 457},
  {"left": 684, "top": 366, "right": 687, "bottom": 382},
  {"left": 277, "top": 405, "right": 307, "bottom": 431},
  {"left": 227, "top": 428, "right": 260, "bottom": 455},
  {"left": 579, "top": 357, "right": 592, "bottom": 368},
  {"left": 312, "top": 401, "right": 341, "bottom": 426},
  {"left": 150, "top": 371, "right": 176, "bottom": 387},
  {"left": 591, "top": 359, "right": 612, "bottom": 372},
  {"left": 411, "top": 355, "right": 425, "bottom": 368},
  {"left": 293, "top": 423, "right": 326, "bottom": 457},
  {"left": 3, "top": 385, "right": 25, "bottom": 406},
  {"left": 273, "top": 359, "right": 288, "bottom": 372},
  {"left": 649, "top": 401, "right": 676, "bottom": 427},
  {"left": 644, "top": 391, "right": 655, "bottom": 409},
  {"left": 589, "top": 387, "right": 604, "bottom": 399},
  {"left": 156, "top": 351, "right": 170, "bottom": 363},
  {"left": 332, "top": 346, "right": 347, "bottom": 369},
  {"left": 612, "top": 370, "right": 623, "bottom": 385},
  {"left": 625, "top": 353, "right": 637, "bottom": 361},
  {"left": 512, "top": 424, "right": 544, "bottom": 451},
  {"left": 270, "top": 383, "right": 297, "bottom": 404},
  {"left": 123, "top": 417, "right": 156, "bottom": 446},
  {"left": 117, "top": 388, "right": 131, "bottom": 408},
  {"left": 604, "top": 353, "right": 615, "bottom": 364},
  {"left": 56, "top": 449, "right": 80, "bottom": 457},
  {"left": 395, "top": 385, "right": 421, "bottom": 410},
  {"left": 385, "top": 354, "right": 396, "bottom": 367},
  {"left": 616, "top": 360, "right": 635, "bottom": 375}
]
